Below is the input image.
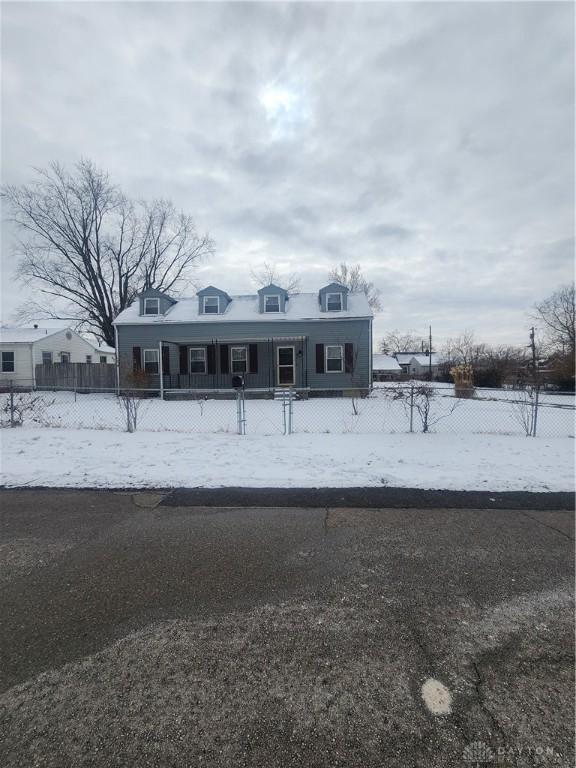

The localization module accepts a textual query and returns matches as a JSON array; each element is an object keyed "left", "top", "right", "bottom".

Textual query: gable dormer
[
  {"left": 138, "top": 287, "right": 177, "bottom": 317},
  {"left": 257, "top": 283, "right": 289, "bottom": 314},
  {"left": 196, "top": 286, "right": 232, "bottom": 315},
  {"left": 318, "top": 282, "right": 349, "bottom": 312}
]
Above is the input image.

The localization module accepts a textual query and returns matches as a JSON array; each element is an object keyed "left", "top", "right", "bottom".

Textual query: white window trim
[
  {"left": 264, "top": 294, "right": 281, "bottom": 313},
  {"left": 230, "top": 346, "right": 248, "bottom": 374},
  {"left": 143, "top": 348, "right": 159, "bottom": 373},
  {"left": 144, "top": 297, "right": 160, "bottom": 315},
  {"left": 1, "top": 350, "right": 15, "bottom": 373},
  {"left": 60, "top": 351, "right": 71, "bottom": 363},
  {"left": 99, "top": 356, "right": 107, "bottom": 364},
  {"left": 276, "top": 345, "right": 295, "bottom": 386},
  {"left": 326, "top": 292, "right": 343, "bottom": 312},
  {"left": 202, "top": 296, "right": 220, "bottom": 314},
  {"left": 189, "top": 347, "right": 207, "bottom": 374},
  {"left": 41, "top": 351, "right": 53, "bottom": 364},
  {"left": 325, "top": 344, "right": 344, "bottom": 374}
]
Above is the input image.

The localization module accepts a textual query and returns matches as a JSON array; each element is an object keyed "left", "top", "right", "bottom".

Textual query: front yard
[{"left": 2, "top": 428, "right": 573, "bottom": 491}]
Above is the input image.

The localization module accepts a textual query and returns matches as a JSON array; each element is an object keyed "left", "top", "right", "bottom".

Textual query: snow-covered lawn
[{"left": 1, "top": 429, "right": 574, "bottom": 491}]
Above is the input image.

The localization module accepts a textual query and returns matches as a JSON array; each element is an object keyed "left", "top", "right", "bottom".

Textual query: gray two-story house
[{"left": 113, "top": 282, "right": 373, "bottom": 396}]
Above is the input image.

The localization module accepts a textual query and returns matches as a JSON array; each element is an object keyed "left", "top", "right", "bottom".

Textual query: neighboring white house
[
  {"left": 372, "top": 354, "right": 402, "bottom": 381},
  {"left": 395, "top": 352, "right": 443, "bottom": 378},
  {"left": 89, "top": 344, "right": 116, "bottom": 364},
  {"left": 0, "top": 327, "right": 115, "bottom": 385}
]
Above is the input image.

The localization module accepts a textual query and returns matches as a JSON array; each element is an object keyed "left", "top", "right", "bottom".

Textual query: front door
[{"left": 277, "top": 346, "right": 295, "bottom": 386}]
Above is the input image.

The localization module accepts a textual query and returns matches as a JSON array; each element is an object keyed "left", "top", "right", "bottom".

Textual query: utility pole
[{"left": 429, "top": 325, "right": 433, "bottom": 381}]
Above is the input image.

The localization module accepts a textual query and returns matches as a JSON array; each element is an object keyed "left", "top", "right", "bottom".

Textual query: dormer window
[
  {"left": 144, "top": 297, "right": 160, "bottom": 315},
  {"left": 264, "top": 295, "right": 280, "bottom": 313},
  {"left": 326, "top": 293, "right": 343, "bottom": 311},
  {"left": 203, "top": 296, "right": 219, "bottom": 314}
]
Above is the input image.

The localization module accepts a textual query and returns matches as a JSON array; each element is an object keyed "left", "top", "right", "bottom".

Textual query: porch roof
[{"left": 160, "top": 336, "right": 307, "bottom": 344}]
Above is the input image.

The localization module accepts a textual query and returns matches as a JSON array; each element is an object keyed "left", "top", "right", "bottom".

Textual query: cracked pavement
[{"left": 0, "top": 489, "right": 573, "bottom": 767}]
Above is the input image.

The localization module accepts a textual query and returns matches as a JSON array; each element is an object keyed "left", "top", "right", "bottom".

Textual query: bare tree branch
[{"left": 328, "top": 262, "right": 381, "bottom": 311}]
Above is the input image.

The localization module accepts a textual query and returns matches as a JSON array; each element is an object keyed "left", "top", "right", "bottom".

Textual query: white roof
[
  {"left": 92, "top": 344, "right": 115, "bottom": 355},
  {"left": 0, "top": 326, "right": 65, "bottom": 343},
  {"left": 114, "top": 291, "right": 372, "bottom": 325},
  {"left": 395, "top": 352, "right": 443, "bottom": 366},
  {"left": 372, "top": 354, "right": 401, "bottom": 371}
]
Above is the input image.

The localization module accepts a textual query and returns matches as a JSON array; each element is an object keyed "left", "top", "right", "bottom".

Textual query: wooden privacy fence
[{"left": 35, "top": 362, "right": 116, "bottom": 390}]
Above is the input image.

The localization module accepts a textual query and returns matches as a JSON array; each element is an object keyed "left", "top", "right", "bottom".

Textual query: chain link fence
[{"left": 1, "top": 380, "right": 574, "bottom": 438}]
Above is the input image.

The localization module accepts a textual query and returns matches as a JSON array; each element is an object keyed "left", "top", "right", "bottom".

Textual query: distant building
[
  {"left": 395, "top": 352, "right": 443, "bottom": 379},
  {"left": 372, "top": 354, "right": 401, "bottom": 381}
]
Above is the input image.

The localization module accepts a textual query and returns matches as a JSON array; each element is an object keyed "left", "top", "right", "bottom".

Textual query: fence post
[
  {"left": 288, "top": 388, "right": 294, "bottom": 435},
  {"left": 236, "top": 389, "right": 246, "bottom": 435},
  {"left": 409, "top": 384, "right": 414, "bottom": 433},
  {"left": 9, "top": 382, "right": 15, "bottom": 428},
  {"left": 532, "top": 385, "right": 540, "bottom": 437}
]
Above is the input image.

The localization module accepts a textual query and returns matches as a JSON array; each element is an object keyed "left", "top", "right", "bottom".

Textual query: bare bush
[
  {"left": 383, "top": 382, "right": 462, "bottom": 433},
  {"left": 1, "top": 392, "right": 55, "bottom": 428},
  {"left": 511, "top": 387, "right": 536, "bottom": 437}
]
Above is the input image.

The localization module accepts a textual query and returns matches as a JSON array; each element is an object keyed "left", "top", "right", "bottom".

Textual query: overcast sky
[{"left": 1, "top": 1, "right": 574, "bottom": 347}]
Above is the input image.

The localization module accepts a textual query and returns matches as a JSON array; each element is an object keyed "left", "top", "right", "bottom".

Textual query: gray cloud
[{"left": 1, "top": 1, "right": 574, "bottom": 346}]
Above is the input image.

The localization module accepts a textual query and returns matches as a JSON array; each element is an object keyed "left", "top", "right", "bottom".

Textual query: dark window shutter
[
  {"left": 161, "top": 345, "right": 170, "bottom": 375},
  {"left": 179, "top": 346, "right": 188, "bottom": 374},
  {"left": 345, "top": 343, "right": 354, "bottom": 373},
  {"left": 315, "top": 344, "right": 325, "bottom": 374},
  {"left": 249, "top": 344, "right": 258, "bottom": 373},
  {"left": 133, "top": 346, "right": 141, "bottom": 372},
  {"left": 207, "top": 344, "right": 216, "bottom": 375},
  {"left": 220, "top": 344, "right": 229, "bottom": 374}
]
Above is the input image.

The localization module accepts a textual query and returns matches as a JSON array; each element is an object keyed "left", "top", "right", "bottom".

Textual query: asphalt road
[{"left": 0, "top": 489, "right": 574, "bottom": 767}]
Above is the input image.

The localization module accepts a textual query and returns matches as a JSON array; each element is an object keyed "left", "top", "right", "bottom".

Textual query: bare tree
[
  {"left": 250, "top": 261, "right": 301, "bottom": 294},
  {"left": 328, "top": 262, "right": 382, "bottom": 311},
  {"left": 532, "top": 283, "right": 575, "bottom": 357},
  {"left": 442, "top": 331, "right": 486, "bottom": 367},
  {"left": 380, "top": 330, "right": 426, "bottom": 355},
  {"left": 2, "top": 160, "right": 215, "bottom": 347}
]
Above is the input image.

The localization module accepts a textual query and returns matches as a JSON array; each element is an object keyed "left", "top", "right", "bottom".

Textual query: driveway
[{"left": 0, "top": 489, "right": 573, "bottom": 767}]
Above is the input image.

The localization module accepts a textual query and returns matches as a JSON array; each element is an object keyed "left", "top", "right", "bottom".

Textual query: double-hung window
[
  {"left": 60, "top": 352, "right": 70, "bottom": 363},
  {"left": 42, "top": 351, "right": 53, "bottom": 365},
  {"left": 144, "top": 298, "right": 160, "bottom": 315},
  {"left": 264, "top": 295, "right": 280, "bottom": 313},
  {"left": 231, "top": 346, "right": 247, "bottom": 373},
  {"left": 189, "top": 348, "right": 207, "bottom": 374},
  {"left": 203, "top": 296, "right": 219, "bottom": 314},
  {"left": 1, "top": 351, "right": 15, "bottom": 372},
  {"left": 99, "top": 355, "right": 107, "bottom": 364},
  {"left": 326, "top": 293, "right": 342, "bottom": 311},
  {"left": 325, "top": 345, "right": 343, "bottom": 373},
  {"left": 143, "top": 349, "right": 159, "bottom": 374}
]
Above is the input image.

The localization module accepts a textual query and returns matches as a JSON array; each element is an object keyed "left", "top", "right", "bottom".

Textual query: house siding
[
  {"left": 116, "top": 318, "right": 371, "bottom": 391},
  {"left": 0, "top": 344, "right": 33, "bottom": 383}
]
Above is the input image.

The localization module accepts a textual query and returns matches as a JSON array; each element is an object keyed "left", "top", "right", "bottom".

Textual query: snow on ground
[{"left": 1, "top": 428, "right": 573, "bottom": 491}]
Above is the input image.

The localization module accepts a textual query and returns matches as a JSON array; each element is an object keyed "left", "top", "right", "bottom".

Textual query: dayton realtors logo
[
  {"left": 463, "top": 741, "right": 495, "bottom": 765},
  {"left": 463, "top": 741, "right": 556, "bottom": 765}
]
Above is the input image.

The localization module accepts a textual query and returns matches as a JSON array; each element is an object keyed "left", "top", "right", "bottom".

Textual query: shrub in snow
[
  {"left": 1, "top": 392, "right": 55, "bottom": 428},
  {"left": 450, "top": 363, "right": 475, "bottom": 398},
  {"left": 511, "top": 387, "right": 537, "bottom": 437}
]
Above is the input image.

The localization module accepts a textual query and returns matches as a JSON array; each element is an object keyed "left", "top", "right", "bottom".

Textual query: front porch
[{"left": 153, "top": 336, "right": 309, "bottom": 393}]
